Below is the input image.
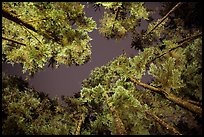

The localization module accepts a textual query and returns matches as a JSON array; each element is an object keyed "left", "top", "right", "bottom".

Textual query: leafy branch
[
  {"left": 2, "top": 8, "right": 59, "bottom": 46},
  {"left": 129, "top": 76, "right": 202, "bottom": 116}
]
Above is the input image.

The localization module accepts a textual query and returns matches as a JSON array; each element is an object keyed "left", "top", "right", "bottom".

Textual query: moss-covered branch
[
  {"left": 145, "top": 110, "right": 182, "bottom": 135},
  {"left": 129, "top": 76, "right": 202, "bottom": 116}
]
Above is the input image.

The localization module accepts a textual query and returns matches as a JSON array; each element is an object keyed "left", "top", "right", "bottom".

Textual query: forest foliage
[{"left": 2, "top": 2, "right": 202, "bottom": 135}]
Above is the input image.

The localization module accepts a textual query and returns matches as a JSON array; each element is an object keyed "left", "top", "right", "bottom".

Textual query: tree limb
[
  {"left": 186, "top": 100, "right": 202, "bottom": 107},
  {"left": 165, "top": 93, "right": 202, "bottom": 116},
  {"left": 110, "top": 106, "right": 127, "bottom": 135},
  {"left": 2, "top": 8, "right": 65, "bottom": 46},
  {"left": 177, "top": 32, "right": 202, "bottom": 44},
  {"left": 145, "top": 2, "right": 182, "bottom": 36},
  {"left": 129, "top": 76, "right": 202, "bottom": 116}
]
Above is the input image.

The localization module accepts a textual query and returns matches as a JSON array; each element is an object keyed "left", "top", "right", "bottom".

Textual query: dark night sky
[{"left": 2, "top": 2, "right": 161, "bottom": 98}]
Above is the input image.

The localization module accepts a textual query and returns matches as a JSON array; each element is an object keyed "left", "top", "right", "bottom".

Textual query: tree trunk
[
  {"left": 145, "top": 110, "right": 182, "bottom": 135},
  {"left": 75, "top": 113, "right": 85, "bottom": 135},
  {"left": 109, "top": 106, "right": 127, "bottom": 135},
  {"left": 104, "top": 93, "right": 127, "bottom": 135}
]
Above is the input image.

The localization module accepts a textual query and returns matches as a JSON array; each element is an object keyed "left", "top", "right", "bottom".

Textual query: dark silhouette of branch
[
  {"left": 91, "top": 2, "right": 101, "bottom": 11},
  {"left": 2, "top": 36, "right": 26, "bottom": 46},
  {"left": 111, "top": 7, "right": 121, "bottom": 36},
  {"left": 145, "top": 2, "right": 182, "bottom": 36},
  {"left": 2, "top": 8, "right": 37, "bottom": 32},
  {"left": 177, "top": 32, "right": 202, "bottom": 44},
  {"left": 129, "top": 76, "right": 202, "bottom": 116}
]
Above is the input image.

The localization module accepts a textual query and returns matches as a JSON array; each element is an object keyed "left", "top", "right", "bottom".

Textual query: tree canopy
[{"left": 2, "top": 2, "right": 202, "bottom": 135}]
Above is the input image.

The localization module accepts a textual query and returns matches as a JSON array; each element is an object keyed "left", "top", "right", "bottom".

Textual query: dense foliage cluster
[
  {"left": 2, "top": 73, "right": 93, "bottom": 135},
  {"left": 2, "top": 2, "right": 96, "bottom": 75},
  {"left": 2, "top": 2, "right": 202, "bottom": 135},
  {"left": 2, "top": 73, "right": 73, "bottom": 134}
]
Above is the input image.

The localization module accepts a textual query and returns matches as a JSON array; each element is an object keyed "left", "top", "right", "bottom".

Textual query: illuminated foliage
[{"left": 2, "top": 2, "right": 96, "bottom": 75}]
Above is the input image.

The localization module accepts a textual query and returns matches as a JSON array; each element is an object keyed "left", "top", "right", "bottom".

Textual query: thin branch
[
  {"left": 177, "top": 32, "right": 202, "bottom": 44},
  {"left": 147, "top": 32, "right": 202, "bottom": 66},
  {"left": 145, "top": 110, "right": 182, "bottom": 135},
  {"left": 145, "top": 2, "right": 182, "bottom": 36},
  {"left": 129, "top": 76, "right": 202, "bottom": 116},
  {"left": 2, "top": 8, "right": 37, "bottom": 33},
  {"left": 2, "top": 36, "right": 26, "bottom": 46}
]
